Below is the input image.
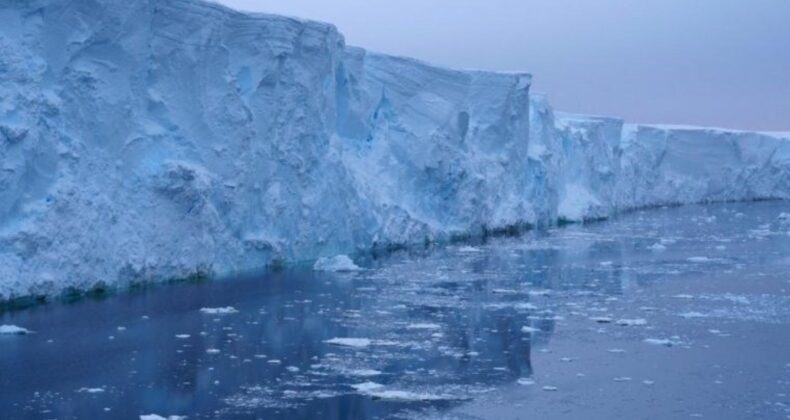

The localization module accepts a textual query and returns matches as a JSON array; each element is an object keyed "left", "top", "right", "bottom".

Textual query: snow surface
[{"left": 1, "top": 0, "right": 789, "bottom": 300}]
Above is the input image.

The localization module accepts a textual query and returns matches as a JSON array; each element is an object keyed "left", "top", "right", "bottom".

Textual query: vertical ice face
[
  {"left": 337, "top": 49, "right": 535, "bottom": 243},
  {"left": 0, "top": 0, "right": 788, "bottom": 301}
]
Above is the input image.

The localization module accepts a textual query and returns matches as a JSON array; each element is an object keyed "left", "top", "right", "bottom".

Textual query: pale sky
[{"left": 216, "top": 0, "right": 790, "bottom": 131}]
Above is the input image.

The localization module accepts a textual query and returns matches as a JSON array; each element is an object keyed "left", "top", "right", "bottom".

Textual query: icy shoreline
[{"left": 1, "top": 0, "right": 789, "bottom": 301}]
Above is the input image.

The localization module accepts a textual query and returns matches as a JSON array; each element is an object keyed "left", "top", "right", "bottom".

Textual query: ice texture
[{"left": 1, "top": 0, "right": 789, "bottom": 301}]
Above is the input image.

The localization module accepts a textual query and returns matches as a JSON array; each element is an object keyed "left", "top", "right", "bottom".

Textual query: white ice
[
  {"left": 313, "top": 255, "right": 362, "bottom": 272},
  {"left": 1, "top": 0, "right": 789, "bottom": 301},
  {"left": 0, "top": 325, "right": 31, "bottom": 335}
]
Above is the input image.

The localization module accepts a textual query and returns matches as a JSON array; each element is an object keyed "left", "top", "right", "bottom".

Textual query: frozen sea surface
[{"left": 1, "top": 201, "right": 789, "bottom": 419}]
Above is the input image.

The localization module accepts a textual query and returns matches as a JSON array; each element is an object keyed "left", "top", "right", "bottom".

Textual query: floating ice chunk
[
  {"left": 324, "top": 338, "right": 371, "bottom": 348},
  {"left": 175, "top": 334, "right": 191, "bottom": 339},
  {"left": 542, "top": 386, "right": 558, "bottom": 392},
  {"left": 351, "top": 382, "right": 384, "bottom": 392},
  {"left": 517, "top": 378, "right": 535, "bottom": 386},
  {"left": 491, "top": 289, "right": 519, "bottom": 295},
  {"left": 352, "top": 383, "right": 456, "bottom": 401},
  {"left": 644, "top": 338, "right": 682, "bottom": 347},
  {"left": 140, "top": 415, "right": 186, "bottom": 420},
  {"left": 286, "top": 366, "right": 300, "bottom": 372},
  {"left": 365, "top": 389, "right": 457, "bottom": 401},
  {"left": 77, "top": 387, "right": 105, "bottom": 393},
  {"left": 613, "top": 377, "right": 632, "bottom": 382},
  {"left": 200, "top": 307, "right": 239, "bottom": 315},
  {"left": 206, "top": 348, "right": 221, "bottom": 354},
  {"left": 607, "top": 348, "right": 626, "bottom": 353},
  {"left": 458, "top": 246, "right": 482, "bottom": 253},
  {"left": 313, "top": 255, "right": 361, "bottom": 272},
  {"left": 678, "top": 311, "right": 707, "bottom": 319},
  {"left": 0, "top": 325, "right": 32, "bottom": 335},
  {"left": 648, "top": 243, "right": 667, "bottom": 251},
  {"left": 521, "top": 326, "right": 541, "bottom": 333},
  {"left": 349, "top": 369, "right": 382, "bottom": 377},
  {"left": 406, "top": 323, "right": 441, "bottom": 330},
  {"left": 616, "top": 318, "right": 647, "bottom": 326},
  {"left": 687, "top": 256, "right": 711, "bottom": 263},
  {"left": 643, "top": 380, "right": 655, "bottom": 385}
]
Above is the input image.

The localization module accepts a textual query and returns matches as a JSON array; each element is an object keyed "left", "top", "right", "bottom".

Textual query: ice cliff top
[{"left": 0, "top": 0, "right": 788, "bottom": 302}]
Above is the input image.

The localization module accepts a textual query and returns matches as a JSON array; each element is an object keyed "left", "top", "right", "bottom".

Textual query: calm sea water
[{"left": 1, "top": 201, "right": 789, "bottom": 419}]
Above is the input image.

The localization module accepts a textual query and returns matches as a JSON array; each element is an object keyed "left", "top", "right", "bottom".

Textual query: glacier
[{"left": 0, "top": 0, "right": 788, "bottom": 302}]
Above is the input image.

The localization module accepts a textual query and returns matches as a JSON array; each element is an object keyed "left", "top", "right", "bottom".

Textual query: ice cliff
[{"left": 1, "top": 0, "right": 788, "bottom": 301}]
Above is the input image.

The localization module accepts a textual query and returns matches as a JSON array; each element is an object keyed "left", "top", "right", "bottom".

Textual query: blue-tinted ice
[{"left": 1, "top": 202, "right": 789, "bottom": 419}]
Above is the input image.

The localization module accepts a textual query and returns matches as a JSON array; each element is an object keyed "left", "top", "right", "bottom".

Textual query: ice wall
[{"left": 0, "top": 0, "right": 788, "bottom": 301}]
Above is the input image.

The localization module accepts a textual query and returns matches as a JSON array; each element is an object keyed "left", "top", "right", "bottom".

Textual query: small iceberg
[
  {"left": 0, "top": 325, "right": 32, "bottom": 335},
  {"left": 199, "top": 306, "right": 239, "bottom": 315},
  {"left": 324, "top": 337, "right": 372, "bottom": 348},
  {"left": 76, "top": 387, "right": 105, "bottom": 394},
  {"left": 313, "top": 255, "right": 362, "bottom": 272},
  {"left": 615, "top": 318, "right": 647, "bottom": 326},
  {"left": 140, "top": 415, "right": 186, "bottom": 420},
  {"left": 406, "top": 323, "right": 441, "bottom": 330},
  {"left": 644, "top": 338, "right": 682, "bottom": 347}
]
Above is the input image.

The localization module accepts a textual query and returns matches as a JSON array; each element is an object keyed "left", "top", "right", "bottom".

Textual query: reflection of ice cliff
[{"left": 1, "top": 0, "right": 789, "bottom": 300}]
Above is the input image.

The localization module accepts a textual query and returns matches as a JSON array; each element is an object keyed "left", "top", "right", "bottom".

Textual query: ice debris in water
[
  {"left": 313, "top": 255, "right": 362, "bottom": 272},
  {"left": 644, "top": 338, "right": 682, "bottom": 347},
  {"left": 140, "top": 415, "right": 186, "bottom": 420},
  {"left": 76, "top": 387, "right": 105, "bottom": 393},
  {"left": 517, "top": 378, "right": 536, "bottom": 386},
  {"left": 406, "top": 323, "right": 441, "bottom": 330},
  {"left": 678, "top": 311, "right": 707, "bottom": 319},
  {"left": 687, "top": 256, "right": 712, "bottom": 263},
  {"left": 199, "top": 307, "right": 239, "bottom": 315},
  {"left": 349, "top": 369, "right": 382, "bottom": 377},
  {"left": 324, "top": 338, "right": 372, "bottom": 348},
  {"left": 458, "top": 246, "right": 482, "bottom": 253},
  {"left": 648, "top": 243, "right": 667, "bottom": 251},
  {"left": 616, "top": 318, "right": 647, "bottom": 326},
  {"left": 521, "top": 326, "right": 541, "bottom": 333},
  {"left": 351, "top": 382, "right": 384, "bottom": 392},
  {"left": 0, "top": 325, "right": 32, "bottom": 335},
  {"left": 542, "top": 386, "right": 558, "bottom": 392}
]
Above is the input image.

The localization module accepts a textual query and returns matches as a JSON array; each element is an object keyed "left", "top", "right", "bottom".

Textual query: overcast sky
[{"left": 217, "top": 0, "right": 789, "bottom": 131}]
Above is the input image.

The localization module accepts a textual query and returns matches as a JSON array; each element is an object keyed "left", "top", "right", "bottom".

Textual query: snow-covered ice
[{"left": 1, "top": 0, "right": 789, "bottom": 301}]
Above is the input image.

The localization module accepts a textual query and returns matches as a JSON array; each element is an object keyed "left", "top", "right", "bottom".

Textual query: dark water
[{"left": 1, "top": 202, "right": 790, "bottom": 419}]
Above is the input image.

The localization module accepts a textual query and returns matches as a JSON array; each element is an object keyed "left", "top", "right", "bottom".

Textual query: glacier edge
[{"left": 0, "top": 0, "right": 788, "bottom": 301}]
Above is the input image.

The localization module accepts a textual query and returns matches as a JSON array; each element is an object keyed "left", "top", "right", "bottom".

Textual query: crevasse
[{"left": 0, "top": 0, "right": 788, "bottom": 301}]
